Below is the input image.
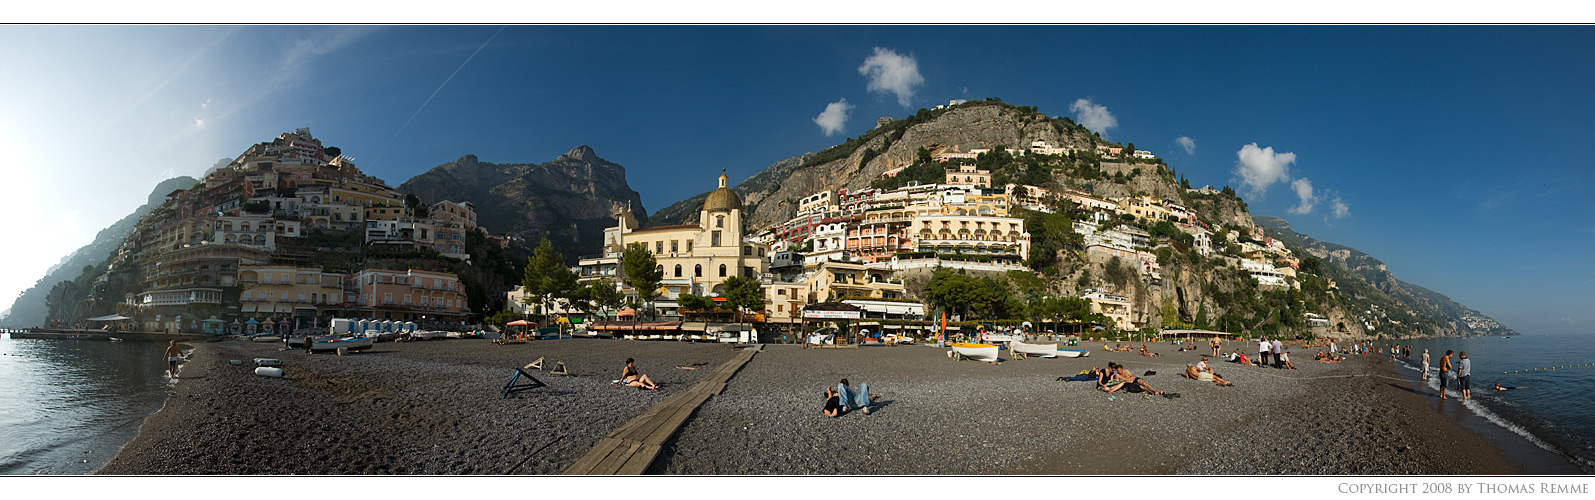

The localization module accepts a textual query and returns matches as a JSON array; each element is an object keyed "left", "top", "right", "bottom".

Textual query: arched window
[
  {"left": 716, "top": 216, "right": 724, "bottom": 228},
  {"left": 674, "top": 265, "right": 682, "bottom": 277},
  {"left": 718, "top": 264, "right": 726, "bottom": 277},
  {"left": 694, "top": 264, "right": 703, "bottom": 277}
]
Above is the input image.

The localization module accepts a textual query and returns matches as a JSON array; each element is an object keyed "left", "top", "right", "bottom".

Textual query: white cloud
[
  {"left": 812, "top": 98, "right": 854, "bottom": 136},
  {"left": 1233, "top": 143, "right": 1296, "bottom": 195},
  {"left": 1330, "top": 195, "right": 1350, "bottom": 219},
  {"left": 1175, "top": 136, "right": 1196, "bottom": 155},
  {"left": 1288, "top": 178, "right": 1317, "bottom": 215},
  {"left": 858, "top": 47, "right": 924, "bottom": 108},
  {"left": 201, "top": 98, "right": 211, "bottom": 108},
  {"left": 950, "top": 99, "right": 967, "bottom": 105},
  {"left": 1069, "top": 98, "right": 1118, "bottom": 134}
]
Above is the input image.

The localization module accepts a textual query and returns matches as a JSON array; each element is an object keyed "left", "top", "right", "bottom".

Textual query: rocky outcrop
[
  {"left": 652, "top": 101, "right": 1100, "bottom": 228},
  {"left": 398, "top": 146, "right": 645, "bottom": 261}
]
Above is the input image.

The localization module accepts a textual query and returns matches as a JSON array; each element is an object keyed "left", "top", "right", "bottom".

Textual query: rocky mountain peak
[{"left": 558, "top": 145, "right": 599, "bottom": 164}]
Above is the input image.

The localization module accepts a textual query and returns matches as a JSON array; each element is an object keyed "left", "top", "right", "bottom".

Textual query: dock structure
[{"left": 563, "top": 346, "right": 760, "bottom": 475}]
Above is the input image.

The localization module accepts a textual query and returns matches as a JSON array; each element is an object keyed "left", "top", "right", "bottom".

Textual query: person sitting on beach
[
  {"left": 1185, "top": 356, "right": 1234, "bottom": 386},
  {"left": 822, "top": 386, "right": 844, "bottom": 417},
  {"left": 1230, "top": 349, "right": 1254, "bottom": 365},
  {"left": 621, "top": 358, "right": 659, "bottom": 390},
  {"left": 837, "top": 378, "right": 879, "bottom": 415},
  {"left": 1279, "top": 351, "right": 1297, "bottom": 370},
  {"left": 1138, "top": 344, "right": 1161, "bottom": 357},
  {"left": 1102, "top": 363, "right": 1168, "bottom": 395}
]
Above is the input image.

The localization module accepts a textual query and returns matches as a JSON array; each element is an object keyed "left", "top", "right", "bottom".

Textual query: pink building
[{"left": 353, "top": 268, "right": 471, "bottom": 324}]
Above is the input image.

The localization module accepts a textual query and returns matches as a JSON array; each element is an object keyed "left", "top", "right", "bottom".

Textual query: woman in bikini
[{"left": 621, "top": 358, "right": 659, "bottom": 390}]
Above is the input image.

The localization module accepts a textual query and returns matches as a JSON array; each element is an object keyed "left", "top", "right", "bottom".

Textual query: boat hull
[
  {"left": 310, "top": 336, "right": 375, "bottom": 352},
  {"left": 1057, "top": 348, "right": 1090, "bottom": 358},
  {"left": 1011, "top": 340, "right": 1059, "bottom": 358},
  {"left": 951, "top": 343, "right": 1000, "bottom": 362}
]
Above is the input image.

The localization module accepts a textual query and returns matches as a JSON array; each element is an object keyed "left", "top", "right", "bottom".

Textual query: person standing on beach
[
  {"left": 1211, "top": 337, "right": 1221, "bottom": 357},
  {"left": 1421, "top": 349, "right": 1431, "bottom": 381},
  {"left": 1271, "top": 338, "right": 1284, "bottom": 369},
  {"left": 163, "top": 340, "right": 181, "bottom": 377},
  {"left": 1457, "top": 351, "right": 1472, "bottom": 400},
  {"left": 1438, "top": 350, "right": 1454, "bottom": 400},
  {"left": 1258, "top": 338, "right": 1271, "bottom": 367}
]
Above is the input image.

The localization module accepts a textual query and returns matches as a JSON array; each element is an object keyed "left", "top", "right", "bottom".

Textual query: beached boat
[
  {"left": 251, "top": 335, "right": 282, "bottom": 343},
  {"left": 1057, "top": 348, "right": 1090, "bottom": 358},
  {"left": 414, "top": 331, "right": 447, "bottom": 340},
  {"left": 951, "top": 342, "right": 1000, "bottom": 362},
  {"left": 310, "top": 335, "right": 374, "bottom": 352},
  {"left": 1011, "top": 340, "right": 1059, "bottom": 358}
]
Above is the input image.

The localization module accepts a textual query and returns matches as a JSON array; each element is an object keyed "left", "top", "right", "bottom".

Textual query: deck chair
[{"left": 550, "top": 361, "right": 569, "bottom": 376}]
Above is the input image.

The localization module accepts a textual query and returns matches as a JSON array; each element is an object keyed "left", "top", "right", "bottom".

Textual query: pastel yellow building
[{"left": 605, "top": 173, "right": 769, "bottom": 299}]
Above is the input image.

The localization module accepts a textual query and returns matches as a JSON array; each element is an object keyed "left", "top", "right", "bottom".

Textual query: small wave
[{"left": 1461, "top": 398, "right": 1559, "bottom": 455}]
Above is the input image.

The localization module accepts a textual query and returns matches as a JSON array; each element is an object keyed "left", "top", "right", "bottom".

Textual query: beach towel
[{"left": 1057, "top": 373, "right": 1097, "bottom": 382}]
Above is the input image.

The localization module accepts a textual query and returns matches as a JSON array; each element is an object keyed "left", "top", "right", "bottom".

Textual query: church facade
[{"left": 604, "top": 172, "right": 769, "bottom": 300}]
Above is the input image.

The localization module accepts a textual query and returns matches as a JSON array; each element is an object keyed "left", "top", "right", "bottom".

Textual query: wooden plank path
[{"left": 562, "top": 346, "right": 761, "bottom": 475}]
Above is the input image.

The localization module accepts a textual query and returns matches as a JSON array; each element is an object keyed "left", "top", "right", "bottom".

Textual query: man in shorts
[
  {"left": 1457, "top": 351, "right": 1472, "bottom": 400},
  {"left": 163, "top": 340, "right": 182, "bottom": 377},
  {"left": 1438, "top": 350, "right": 1454, "bottom": 400}
]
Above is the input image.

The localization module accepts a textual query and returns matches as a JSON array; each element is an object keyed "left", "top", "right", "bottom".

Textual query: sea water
[
  {"left": 0, "top": 335, "right": 173, "bottom": 474},
  {"left": 1390, "top": 333, "right": 1595, "bottom": 472}
]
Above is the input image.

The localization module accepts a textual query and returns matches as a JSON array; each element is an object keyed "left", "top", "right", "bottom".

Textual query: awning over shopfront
[
  {"left": 589, "top": 321, "right": 682, "bottom": 332},
  {"left": 86, "top": 314, "right": 132, "bottom": 322}
]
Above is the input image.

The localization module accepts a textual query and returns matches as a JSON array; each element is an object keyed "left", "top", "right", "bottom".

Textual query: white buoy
[
  {"left": 254, "top": 358, "right": 282, "bottom": 367},
  {"left": 254, "top": 366, "right": 284, "bottom": 377}
]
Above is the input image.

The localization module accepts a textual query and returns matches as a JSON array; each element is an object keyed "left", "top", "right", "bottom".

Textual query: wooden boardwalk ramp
[{"left": 562, "top": 347, "right": 760, "bottom": 475}]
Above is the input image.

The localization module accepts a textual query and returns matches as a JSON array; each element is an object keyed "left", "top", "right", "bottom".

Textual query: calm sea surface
[
  {"left": 1395, "top": 333, "right": 1595, "bottom": 471},
  {"left": 0, "top": 335, "right": 172, "bottom": 474}
]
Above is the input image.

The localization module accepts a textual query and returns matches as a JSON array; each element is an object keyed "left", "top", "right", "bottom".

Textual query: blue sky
[{"left": 2, "top": 25, "right": 1591, "bottom": 335}]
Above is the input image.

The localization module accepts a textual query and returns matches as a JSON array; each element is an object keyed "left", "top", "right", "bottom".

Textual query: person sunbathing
[
  {"left": 1185, "top": 357, "right": 1234, "bottom": 386},
  {"left": 822, "top": 386, "right": 843, "bottom": 417},
  {"left": 1138, "top": 344, "right": 1161, "bottom": 357},
  {"left": 621, "top": 358, "right": 659, "bottom": 390},
  {"left": 1102, "top": 363, "right": 1167, "bottom": 395}
]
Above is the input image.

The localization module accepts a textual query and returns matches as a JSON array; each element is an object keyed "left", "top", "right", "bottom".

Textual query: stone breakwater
[{"left": 101, "top": 339, "right": 1526, "bottom": 475}]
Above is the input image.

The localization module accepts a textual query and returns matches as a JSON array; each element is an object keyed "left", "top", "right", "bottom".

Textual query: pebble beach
[{"left": 98, "top": 338, "right": 1536, "bottom": 475}]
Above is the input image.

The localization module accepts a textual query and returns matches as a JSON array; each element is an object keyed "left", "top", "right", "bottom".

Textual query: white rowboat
[
  {"left": 951, "top": 343, "right": 1000, "bottom": 362},
  {"left": 1011, "top": 340, "right": 1059, "bottom": 358}
]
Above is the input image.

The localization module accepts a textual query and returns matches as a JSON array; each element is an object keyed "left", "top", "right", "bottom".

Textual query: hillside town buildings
[{"left": 103, "top": 129, "right": 478, "bottom": 334}]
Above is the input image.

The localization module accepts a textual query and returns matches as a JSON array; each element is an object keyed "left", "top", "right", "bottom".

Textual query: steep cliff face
[
  {"left": 652, "top": 101, "right": 1101, "bottom": 228},
  {"left": 399, "top": 146, "right": 645, "bottom": 260},
  {"left": 1, "top": 176, "right": 198, "bottom": 327}
]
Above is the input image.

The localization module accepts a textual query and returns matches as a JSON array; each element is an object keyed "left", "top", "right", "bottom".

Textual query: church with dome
[{"left": 601, "top": 171, "right": 770, "bottom": 302}]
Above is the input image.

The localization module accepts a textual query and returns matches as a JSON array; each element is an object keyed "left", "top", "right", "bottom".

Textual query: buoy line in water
[{"left": 1504, "top": 362, "right": 1593, "bottom": 374}]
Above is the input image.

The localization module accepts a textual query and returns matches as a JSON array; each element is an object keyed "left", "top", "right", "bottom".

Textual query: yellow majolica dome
[{"left": 703, "top": 172, "right": 742, "bottom": 212}]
